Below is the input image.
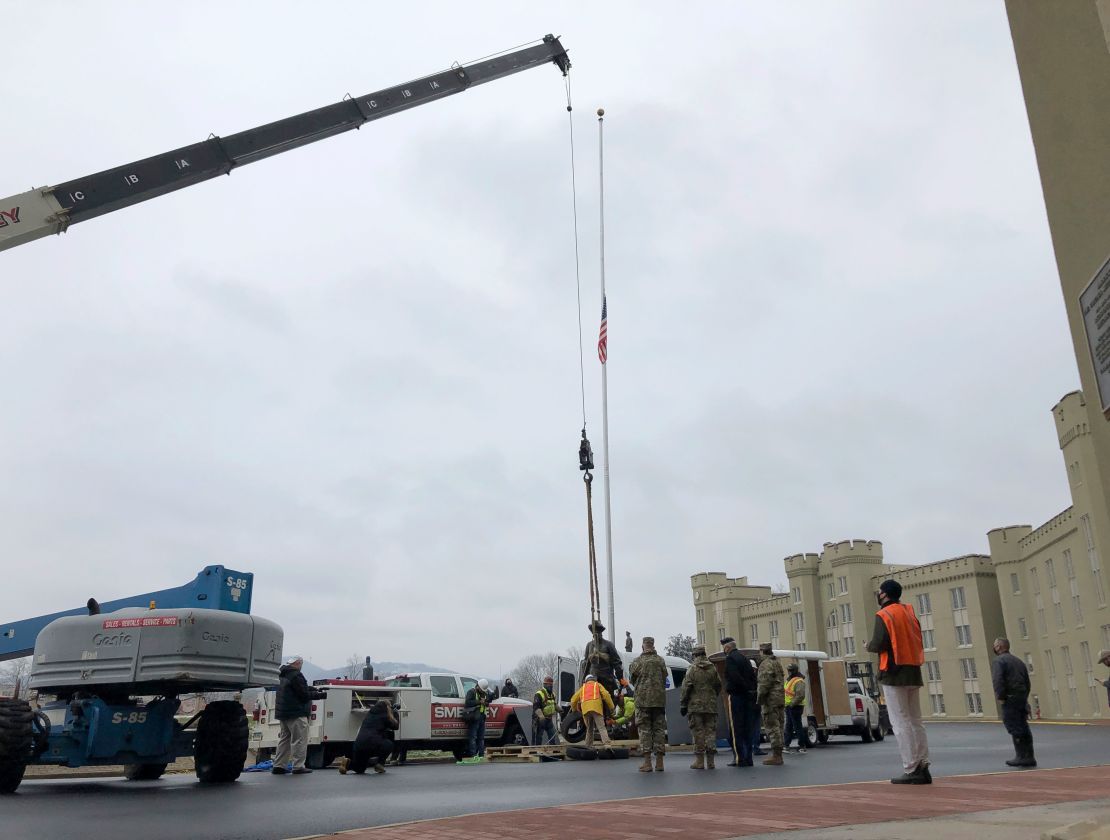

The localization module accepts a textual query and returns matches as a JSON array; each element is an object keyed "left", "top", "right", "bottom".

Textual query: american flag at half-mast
[{"left": 597, "top": 296, "right": 608, "bottom": 364}]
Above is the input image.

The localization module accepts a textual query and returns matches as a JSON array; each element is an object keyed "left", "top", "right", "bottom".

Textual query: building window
[
  {"left": 1082, "top": 515, "right": 1107, "bottom": 607},
  {"left": 918, "top": 628, "right": 933, "bottom": 649},
  {"left": 1018, "top": 617, "right": 1028, "bottom": 639},
  {"left": 916, "top": 593, "right": 932, "bottom": 615},
  {"left": 1025, "top": 652, "right": 1035, "bottom": 674},
  {"left": 1031, "top": 569, "right": 1047, "bottom": 636},
  {"left": 696, "top": 608, "right": 704, "bottom": 624},
  {"left": 1011, "top": 573, "right": 1021, "bottom": 594},
  {"left": 1080, "top": 642, "right": 1100, "bottom": 715},
  {"left": 1102, "top": 624, "right": 1110, "bottom": 651},
  {"left": 844, "top": 636, "right": 856, "bottom": 655},
  {"left": 718, "top": 627, "right": 726, "bottom": 644},
  {"left": 697, "top": 629, "right": 705, "bottom": 645},
  {"left": 750, "top": 624, "right": 759, "bottom": 645},
  {"left": 827, "top": 582, "right": 835, "bottom": 600},
  {"left": 929, "top": 692, "right": 946, "bottom": 715},
  {"left": 959, "top": 657, "right": 977, "bottom": 679},
  {"left": 769, "top": 619, "right": 779, "bottom": 639},
  {"left": 925, "top": 660, "right": 942, "bottom": 682},
  {"left": 827, "top": 611, "right": 838, "bottom": 629},
  {"left": 950, "top": 587, "right": 967, "bottom": 610},
  {"left": 1045, "top": 649, "right": 1062, "bottom": 715},
  {"left": 829, "top": 640, "right": 841, "bottom": 657},
  {"left": 1064, "top": 549, "right": 1083, "bottom": 625},
  {"left": 1062, "top": 645, "right": 1079, "bottom": 716},
  {"left": 965, "top": 693, "right": 984, "bottom": 715},
  {"left": 840, "top": 603, "right": 852, "bottom": 623},
  {"left": 793, "top": 612, "right": 805, "bottom": 632},
  {"left": 955, "top": 624, "right": 972, "bottom": 647},
  {"left": 837, "top": 576, "right": 848, "bottom": 594},
  {"left": 792, "top": 587, "right": 802, "bottom": 605}
]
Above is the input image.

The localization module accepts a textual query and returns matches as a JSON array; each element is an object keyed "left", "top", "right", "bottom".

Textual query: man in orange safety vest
[{"left": 866, "top": 578, "right": 930, "bottom": 785}]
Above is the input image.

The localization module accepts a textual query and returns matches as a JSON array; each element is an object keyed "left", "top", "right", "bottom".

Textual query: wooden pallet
[{"left": 484, "top": 740, "right": 645, "bottom": 762}]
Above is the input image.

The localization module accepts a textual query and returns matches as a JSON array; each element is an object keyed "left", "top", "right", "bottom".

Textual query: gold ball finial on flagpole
[{"left": 597, "top": 107, "right": 605, "bottom": 117}]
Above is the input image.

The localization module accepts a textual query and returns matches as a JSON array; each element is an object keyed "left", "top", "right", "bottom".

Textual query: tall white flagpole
[{"left": 598, "top": 107, "right": 616, "bottom": 640}]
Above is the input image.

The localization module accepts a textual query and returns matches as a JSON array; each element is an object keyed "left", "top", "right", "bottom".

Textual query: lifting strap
[{"left": 564, "top": 68, "right": 604, "bottom": 662}]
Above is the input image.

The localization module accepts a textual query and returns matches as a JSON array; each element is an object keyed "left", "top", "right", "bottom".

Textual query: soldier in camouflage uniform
[
  {"left": 630, "top": 635, "right": 669, "bottom": 772},
  {"left": 756, "top": 642, "right": 785, "bottom": 765},
  {"left": 680, "top": 644, "right": 722, "bottom": 769}
]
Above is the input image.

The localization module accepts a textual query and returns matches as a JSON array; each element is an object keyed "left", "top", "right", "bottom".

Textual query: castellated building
[{"left": 692, "top": 390, "right": 1110, "bottom": 722}]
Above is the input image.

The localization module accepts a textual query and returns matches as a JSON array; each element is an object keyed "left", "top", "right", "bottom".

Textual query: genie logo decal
[
  {"left": 93, "top": 632, "right": 133, "bottom": 647},
  {"left": 0, "top": 208, "right": 20, "bottom": 227}
]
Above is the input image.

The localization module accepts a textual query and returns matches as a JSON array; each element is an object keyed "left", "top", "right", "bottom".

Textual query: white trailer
[{"left": 749, "top": 649, "right": 884, "bottom": 744}]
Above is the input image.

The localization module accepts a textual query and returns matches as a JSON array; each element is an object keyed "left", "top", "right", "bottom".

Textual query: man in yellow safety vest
[
  {"left": 570, "top": 674, "right": 614, "bottom": 748},
  {"left": 533, "top": 676, "right": 560, "bottom": 745},
  {"left": 783, "top": 663, "right": 811, "bottom": 753}
]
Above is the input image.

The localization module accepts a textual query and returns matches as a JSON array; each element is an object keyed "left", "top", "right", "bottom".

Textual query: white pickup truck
[{"left": 248, "top": 672, "right": 533, "bottom": 767}]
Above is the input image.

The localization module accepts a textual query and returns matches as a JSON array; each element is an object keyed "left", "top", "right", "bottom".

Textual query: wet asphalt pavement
[{"left": 3, "top": 723, "right": 1107, "bottom": 840}]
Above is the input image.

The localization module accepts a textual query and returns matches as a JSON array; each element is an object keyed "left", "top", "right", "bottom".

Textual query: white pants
[
  {"left": 275, "top": 717, "right": 308, "bottom": 770},
  {"left": 882, "top": 685, "right": 929, "bottom": 773}
]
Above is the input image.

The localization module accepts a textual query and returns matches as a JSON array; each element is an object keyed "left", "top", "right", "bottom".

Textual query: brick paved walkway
[{"left": 327, "top": 764, "right": 1110, "bottom": 839}]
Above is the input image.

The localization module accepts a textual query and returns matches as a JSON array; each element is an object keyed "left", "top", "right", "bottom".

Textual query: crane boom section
[{"left": 0, "top": 35, "right": 569, "bottom": 252}]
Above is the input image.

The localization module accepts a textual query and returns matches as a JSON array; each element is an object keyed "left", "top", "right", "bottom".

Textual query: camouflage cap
[
  {"left": 759, "top": 642, "right": 773, "bottom": 653},
  {"left": 642, "top": 636, "right": 655, "bottom": 647},
  {"left": 1099, "top": 649, "right": 1110, "bottom": 663},
  {"left": 691, "top": 644, "right": 706, "bottom": 656}
]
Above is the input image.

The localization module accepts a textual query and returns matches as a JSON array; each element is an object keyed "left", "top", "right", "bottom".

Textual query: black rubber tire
[
  {"left": 861, "top": 713, "right": 874, "bottom": 743},
  {"left": 805, "top": 719, "right": 819, "bottom": 747},
  {"left": 0, "top": 699, "right": 33, "bottom": 794},
  {"left": 124, "top": 763, "right": 168, "bottom": 781},
  {"left": 560, "top": 711, "right": 586, "bottom": 744},
  {"left": 565, "top": 745, "right": 598, "bottom": 761},
  {"left": 194, "top": 701, "right": 249, "bottom": 783},
  {"left": 594, "top": 746, "right": 630, "bottom": 760},
  {"left": 872, "top": 723, "right": 884, "bottom": 742}
]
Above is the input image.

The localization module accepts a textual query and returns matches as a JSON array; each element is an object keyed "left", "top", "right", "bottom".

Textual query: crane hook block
[{"left": 579, "top": 430, "right": 595, "bottom": 471}]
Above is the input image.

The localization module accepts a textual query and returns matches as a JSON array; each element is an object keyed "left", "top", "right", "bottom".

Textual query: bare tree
[
  {"left": 508, "top": 652, "right": 562, "bottom": 700},
  {"left": 564, "top": 645, "right": 584, "bottom": 664},
  {"left": 343, "top": 654, "right": 363, "bottom": 680},
  {"left": 0, "top": 657, "right": 32, "bottom": 699},
  {"left": 664, "top": 634, "right": 696, "bottom": 661}
]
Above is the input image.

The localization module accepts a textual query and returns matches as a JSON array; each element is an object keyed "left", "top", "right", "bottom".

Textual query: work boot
[
  {"left": 292, "top": 767, "right": 313, "bottom": 775},
  {"left": 373, "top": 763, "right": 386, "bottom": 774},
  {"left": 337, "top": 757, "right": 350, "bottom": 775},
  {"left": 654, "top": 753, "right": 665, "bottom": 772},
  {"left": 271, "top": 766, "right": 287, "bottom": 775},
  {"left": 639, "top": 756, "right": 653, "bottom": 772},
  {"left": 762, "top": 748, "right": 783, "bottom": 766},
  {"left": 1005, "top": 736, "right": 1023, "bottom": 767},
  {"left": 706, "top": 752, "right": 716, "bottom": 769},
  {"left": 690, "top": 753, "right": 705, "bottom": 770},
  {"left": 1011, "top": 735, "right": 1037, "bottom": 768},
  {"left": 891, "top": 765, "right": 930, "bottom": 785}
]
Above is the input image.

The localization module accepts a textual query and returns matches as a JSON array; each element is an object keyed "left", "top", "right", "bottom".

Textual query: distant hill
[{"left": 302, "top": 660, "right": 457, "bottom": 681}]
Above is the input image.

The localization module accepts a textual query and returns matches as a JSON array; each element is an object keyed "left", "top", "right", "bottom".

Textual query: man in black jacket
[
  {"left": 721, "top": 637, "right": 757, "bottom": 767},
  {"left": 501, "top": 678, "right": 519, "bottom": 699},
  {"left": 274, "top": 656, "right": 314, "bottom": 775},
  {"left": 991, "top": 638, "right": 1036, "bottom": 768},
  {"left": 341, "top": 699, "right": 399, "bottom": 775}
]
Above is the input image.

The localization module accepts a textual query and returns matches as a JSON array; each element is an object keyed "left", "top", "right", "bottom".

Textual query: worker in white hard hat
[{"left": 459, "top": 678, "right": 492, "bottom": 764}]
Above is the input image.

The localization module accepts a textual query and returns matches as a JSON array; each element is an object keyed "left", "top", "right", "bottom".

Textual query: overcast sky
[{"left": 0, "top": 3, "right": 1079, "bottom": 677}]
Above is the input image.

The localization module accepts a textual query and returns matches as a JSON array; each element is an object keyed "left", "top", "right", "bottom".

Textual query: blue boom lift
[{"left": 0, "top": 565, "right": 282, "bottom": 793}]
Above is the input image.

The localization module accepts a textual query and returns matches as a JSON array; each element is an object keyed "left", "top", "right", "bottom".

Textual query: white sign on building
[{"left": 1079, "top": 251, "right": 1110, "bottom": 418}]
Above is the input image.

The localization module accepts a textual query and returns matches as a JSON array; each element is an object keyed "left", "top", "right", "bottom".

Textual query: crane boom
[{"left": 0, "top": 35, "right": 570, "bottom": 253}]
